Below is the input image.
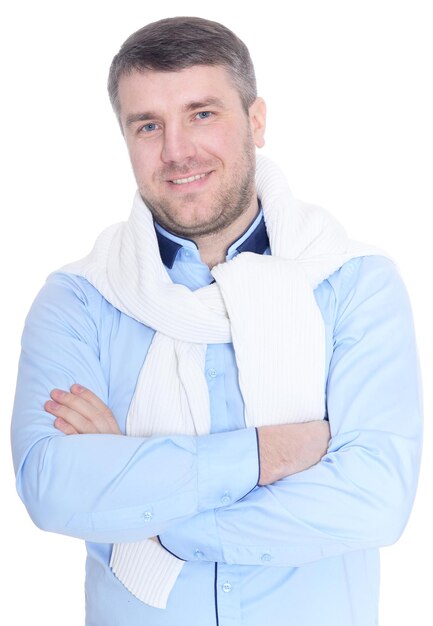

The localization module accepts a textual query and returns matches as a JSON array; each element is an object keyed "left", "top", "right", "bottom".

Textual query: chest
[{"left": 96, "top": 283, "right": 336, "bottom": 434}]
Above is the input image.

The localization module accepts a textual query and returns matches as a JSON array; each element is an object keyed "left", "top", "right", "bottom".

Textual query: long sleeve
[
  {"left": 11, "top": 273, "right": 259, "bottom": 543},
  {"left": 159, "top": 255, "right": 423, "bottom": 565}
]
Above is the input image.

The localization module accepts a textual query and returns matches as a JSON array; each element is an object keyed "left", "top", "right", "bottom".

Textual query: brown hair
[{"left": 108, "top": 16, "right": 257, "bottom": 119}]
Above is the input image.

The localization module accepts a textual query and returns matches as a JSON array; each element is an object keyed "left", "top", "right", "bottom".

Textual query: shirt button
[
  {"left": 143, "top": 511, "right": 153, "bottom": 522},
  {"left": 261, "top": 553, "right": 272, "bottom": 562},
  {"left": 184, "top": 249, "right": 191, "bottom": 257},
  {"left": 222, "top": 581, "right": 232, "bottom": 593},
  {"left": 221, "top": 492, "right": 231, "bottom": 505},
  {"left": 207, "top": 368, "right": 217, "bottom": 378},
  {"left": 194, "top": 549, "right": 204, "bottom": 560}
]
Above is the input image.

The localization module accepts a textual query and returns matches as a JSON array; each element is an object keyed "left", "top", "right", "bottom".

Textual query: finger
[
  {"left": 49, "top": 388, "right": 120, "bottom": 435},
  {"left": 70, "top": 384, "right": 111, "bottom": 412},
  {"left": 45, "top": 399, "right": 98, "bottom": 434},
  {"left": 54, "top": 417, "right": 79, "bottom": 436},
  {"left": 69, "top": 385, "right": 121, "bottom": 434},
  {"left": 50, "top": 388, "right": 109, "bottom": 431}
]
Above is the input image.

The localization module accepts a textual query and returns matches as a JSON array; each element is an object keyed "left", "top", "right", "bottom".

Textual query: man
[{"left": 11, "top": 16, "right": 422, "bottom": 626}]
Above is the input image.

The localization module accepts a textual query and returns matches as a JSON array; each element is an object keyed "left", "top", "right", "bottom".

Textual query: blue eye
[
  {"left": 141, "top": 123, "right": 158, "bottom": 132},
  {"left": 196, "top": 111, "right": 213, "bottom": 120}
]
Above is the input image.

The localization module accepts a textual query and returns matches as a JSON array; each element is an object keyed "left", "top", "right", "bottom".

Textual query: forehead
[{"left": 117, "top": 65, "right": 242, "bottom": 116}]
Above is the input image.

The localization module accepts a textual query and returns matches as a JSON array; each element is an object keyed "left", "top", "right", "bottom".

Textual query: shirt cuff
[
  {"left": 159, "top": 427, "right": 260, "bottom": 562},
  {"left": 196, "top": 427, "right": 259, "bottom": 512}
]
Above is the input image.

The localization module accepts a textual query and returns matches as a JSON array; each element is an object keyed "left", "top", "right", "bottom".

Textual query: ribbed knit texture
[
  {"left": 63, "top": 155, "right": 380, "bottom": 608},
  {"left": 110, "top": 538, "right": 184, "bottom": 609}
]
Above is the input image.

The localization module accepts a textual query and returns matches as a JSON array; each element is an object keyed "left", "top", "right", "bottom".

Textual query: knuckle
[
  {"left": 83, "top": 420, "right": 97, "bottom": 434},
  {"left": 58, "top": 391, "right": 75, "bottom": 408},
  {"left": 101, "top": 408, "right": 114, "bottom": 421}
]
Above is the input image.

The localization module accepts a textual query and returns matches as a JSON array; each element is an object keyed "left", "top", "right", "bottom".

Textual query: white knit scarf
[{"left": 63, "top": 155, "right": 379, "bottom": 608}]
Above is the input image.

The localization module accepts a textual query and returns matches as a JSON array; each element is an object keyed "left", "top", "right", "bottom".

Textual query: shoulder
[
  {"left": 44, "top": 271, "right": 102, "bottom": 302},
  {"left": 328, "top": 254, "right": 402, "bottom": 299},
  {"left": 28, "top": 272, "right": 104, "bottom": 319},
  {"left": 316, "top": 254, "right": 412, "bottom": 331},
  {"left": 24, "top": 272, "right": 119, "bottom": 344}
]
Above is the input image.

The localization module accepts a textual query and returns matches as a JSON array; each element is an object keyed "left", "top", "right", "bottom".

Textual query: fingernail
[
  {"left": 72, "top": 384, "right": 85, "bottom": 393},
  {"left": 46, "top": 400, "right": 60, "bottom": 410},
  {"left": 50, "top": 389, "right": 64, "bottom": 401}
]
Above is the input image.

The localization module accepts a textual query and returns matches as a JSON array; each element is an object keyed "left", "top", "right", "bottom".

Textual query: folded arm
[
  {"left": 12, "top": 273, "right": 327, "bottom": 544},
  {"left": 158, "top": 256, "right": 423, "bottom": 565},
  {"left": 13, "top": 257, "right": 421, "bottom": 560},
  {"left": 11, "top": 273, "right": 261, "bottom": 543}
]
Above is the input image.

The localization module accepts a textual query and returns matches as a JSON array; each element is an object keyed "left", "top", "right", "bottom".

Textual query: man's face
[{"left": 118, "top": 65, "right": 266, "bottom": 239}]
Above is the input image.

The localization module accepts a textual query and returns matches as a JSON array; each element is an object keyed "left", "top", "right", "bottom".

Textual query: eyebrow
[
  {"left": 183, "top": 97, "right": 226, "bottom": 112},
  {"left": 125, "top": 97, "right": 226, "bottom": 128},
  {"left": 125, "top": 112, "right": 156, "bottom": 128}
]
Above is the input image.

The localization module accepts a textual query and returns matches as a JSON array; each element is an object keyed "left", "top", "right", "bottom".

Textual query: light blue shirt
[{"left": 12, "top": 209, "right": 422, "bottom": 626}]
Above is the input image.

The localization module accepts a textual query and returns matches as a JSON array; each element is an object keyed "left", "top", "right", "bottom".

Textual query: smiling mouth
[{"left": 170, "top": 172, "right": 210, "bottom": 185}]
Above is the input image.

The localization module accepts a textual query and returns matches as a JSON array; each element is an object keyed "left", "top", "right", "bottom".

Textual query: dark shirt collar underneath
[{"left": 155, "top": 206, "right": 270, "bottom": 269}]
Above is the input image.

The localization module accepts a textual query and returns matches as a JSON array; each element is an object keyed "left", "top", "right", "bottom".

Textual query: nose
[{"left": 161, "top": 123, "right": 197, "bottom": 164}]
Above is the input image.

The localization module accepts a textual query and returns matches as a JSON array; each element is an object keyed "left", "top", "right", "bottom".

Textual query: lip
[
  {"left": 171, "top": 171, "right": 208, "bottom": 184},
  {"left": 165, "top": 170, "right": 214, "bottom": 189}
]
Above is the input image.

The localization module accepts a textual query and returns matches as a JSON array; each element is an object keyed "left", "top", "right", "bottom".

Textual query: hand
[
  {"left": 257, "top": 420, "right": 330, "bottom": 485},
  {"left": 44, "top": 384, "right": 122, "bottom": 435}
]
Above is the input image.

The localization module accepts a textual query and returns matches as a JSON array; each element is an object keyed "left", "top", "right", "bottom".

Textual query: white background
[{"left": 1, "top": 1, "right": 431, "bottom": 624}]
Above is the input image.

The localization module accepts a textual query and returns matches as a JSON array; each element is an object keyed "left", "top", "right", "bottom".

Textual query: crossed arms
[
  {"left": 44, "top": 383, "right": 330, "bottom": 486},
  {"left": 11, "top": 256, "right": 422, "bottom": 564}
]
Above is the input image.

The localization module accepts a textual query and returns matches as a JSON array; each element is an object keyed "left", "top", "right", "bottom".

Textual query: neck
[{"left": 194, "top": 198, "right": 260, "bottom": 268}]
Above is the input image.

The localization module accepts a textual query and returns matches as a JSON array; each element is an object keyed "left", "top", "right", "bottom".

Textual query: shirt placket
[{"left": 215, "top": 564, "right": 242, "bottom": 626}]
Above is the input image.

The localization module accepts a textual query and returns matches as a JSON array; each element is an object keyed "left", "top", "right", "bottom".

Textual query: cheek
[
  {"left": 127, "top": 144, "right": 158, "bottom": 183},
  {"left": 200, "top": 125, "right": 247, "bottom": 162}
]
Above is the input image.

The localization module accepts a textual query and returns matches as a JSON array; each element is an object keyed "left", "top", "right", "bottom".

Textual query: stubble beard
[{"left": 139, "top": 136, "right": 257, "bottom": 239}]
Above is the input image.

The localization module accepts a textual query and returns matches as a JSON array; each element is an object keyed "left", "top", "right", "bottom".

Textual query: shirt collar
[{"left": 154, "top": 205, "right": 269, "bottom": 269}]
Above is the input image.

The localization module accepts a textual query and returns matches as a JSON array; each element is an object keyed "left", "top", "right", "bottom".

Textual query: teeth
[{"left": 171, "top": 173, "right": 207, "bottom": 185}]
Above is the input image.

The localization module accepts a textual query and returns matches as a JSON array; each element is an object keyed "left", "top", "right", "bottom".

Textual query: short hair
[{"left": 108, "top": 16, "right": 257, "bottom": 119}]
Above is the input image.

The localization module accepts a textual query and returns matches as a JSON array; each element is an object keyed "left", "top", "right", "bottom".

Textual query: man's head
[
  {"left": 108, "top": 16, "right": 257, "bottom": 121},
  {"left": 108, "top": 17, "right": 266, "bottom": 254}
]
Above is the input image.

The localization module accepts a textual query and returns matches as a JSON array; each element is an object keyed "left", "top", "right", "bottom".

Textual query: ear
[{"left": 249, "top": 97, "right": 266, "bottom": 148}]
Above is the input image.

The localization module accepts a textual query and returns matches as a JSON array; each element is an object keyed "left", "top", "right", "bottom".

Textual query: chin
[{"left": 168, "top": 210, "right": 223, "bottom": 235}]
